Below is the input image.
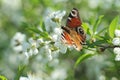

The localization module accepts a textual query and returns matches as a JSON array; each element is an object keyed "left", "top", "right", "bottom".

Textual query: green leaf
[
  {"left": 82, "top": 23, "right": 88, "bottom": 33},
  {"left": 39, "top": 20, "right": 46, "bottom": 31},
  {"left": 27, "top": 27, "right": 51, "bottom": 39},
  {"left": 41, "top": 22, "right": 46, "bottom": 31},
  {"left": 88, "top": 40, "right": 107, "bottom": 48},
  {"left": 14, "top": 65, "right": 26, "bottom": 80},
  {"left": 0, "top": 75, "right": 7, "bottom": 80},
  {"left": 97, "top": 27, "right": 107, "bottom": 35},
  {"left": 109, "top": 16, "right": 119, "bottom": 38},
  {"left": 82, "top": 22, "right": 92, "bottom": 35},
  {"left": 74, "top": 53, "right": 95, "bottom": 67},
  {"left": 93, "top": 15, "right": 104, "bottom": 33}
]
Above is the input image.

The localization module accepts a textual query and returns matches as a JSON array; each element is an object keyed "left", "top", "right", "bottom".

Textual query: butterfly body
[{"left": 61, "top": 8, "right": 86, "bottom": 51}]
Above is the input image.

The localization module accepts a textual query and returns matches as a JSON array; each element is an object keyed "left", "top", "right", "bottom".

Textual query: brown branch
[{"left": 95, "top": 45, "right": 120, "bottom": 52}]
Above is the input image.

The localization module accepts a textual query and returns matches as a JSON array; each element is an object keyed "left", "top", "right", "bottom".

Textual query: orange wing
[
  {"left": 61, "top": 26, "right": 83, "bottom": 51},
  {"left": 66, "top": 8, "right": 82, "bottom": 28},
  {"left": 61, "top": 31, "right": 73, "bottom": 45},
  {"left": 61, "top": 8, "right": 86, "bottom": 51}
]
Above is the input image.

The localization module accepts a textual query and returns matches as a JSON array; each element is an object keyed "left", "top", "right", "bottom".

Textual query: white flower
[
  {"left": 52, "top": 27, "right": 62, "bottom": 42},
  {"left": 11, "top": 32, "right": 26, "bottom": 53},
  {"left": 48, "top": 52, "right": 52, "bottom": 61},
  {"left": 98, "top": 74, "right": 106, "bottom": 80},
  {"left": 27, "top": 73, "right": 42, "bottom": 80},
  {"left": 37, "top": 38, "right": 43, "bottom": 43},
  {"left": 54, "top": 41, "right": 67, "bottom": 54},
  {"left": 12, "top": 45, "right": 23, "bottom": 53},
  {"left": 112, "top": 37, "right": 120, "bottom": 45},
  {"left": 44, "top": 16, "right": 57, "bottom": 33},
  {"left": 44, "top": 9, "right": 66, "bottom": 33},
  {"left": 20, "top": 73, "right": 42, "bottom": 80},
  {"left": 52, "top": 34, "right": 58, "bottom": 42},
  {"left": 113, "top": 47, "right": 120, "bottom": 54},
  {"left": 45, "top": 45, "right": 53, "bottom": 61},
  {"left": 22, "top": 38, "right": 41, "bottom": 58},
  {"left": 51, "top": 68, "right": 67, "bottom": 80},
  {"left": 51, "top": 26, "right": 68, "bottom": 54},
  {"left": 51, "top": 27, "right": 68, "bottom": 53},
  {"left": 88, "top": 0, "right": 100, "bottom": 9},
  {"left": 115, "top": 54, "right": 120, "bottom": 61},
  {"left": 113, "top": 29, "right": 120, "bottom": 61},
  {"left": 54, "top": 27, "right": 62, "bottom": 35},
  {"left": 20, "top": 77, "right": 29, "bottom": 80},
  {"left": 115, "top": 29, "right": 120, "bottom": 37},
  {"left": 50, "top": 10, "right": 66, "bottom": 23},
  {"left": 113, "top": 47, "right": 120, "bottom": 61},
  {"left": 12, "top": 32, "right": 26, "bottom": 43}
]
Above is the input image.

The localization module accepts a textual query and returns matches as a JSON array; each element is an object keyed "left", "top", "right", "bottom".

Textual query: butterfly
[{"left": 61, "top": 8, "right": 86, "bottom": 51}]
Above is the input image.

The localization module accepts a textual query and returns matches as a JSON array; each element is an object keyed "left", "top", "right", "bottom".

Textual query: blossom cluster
[
  {"left": 112, "top": 29, "right": 120, "bottom": 61},
  {"left": 20, "top": 67, "right": 67, "bottom": 80},
  {"left": 11, "top": 32, "right": 41, "bottom": 59},
  {"left": 10, "top": 9, "right": 69, "bottom": 80},
  {"left": 11, "top": 9, "right": 67, "bottom": 60}
]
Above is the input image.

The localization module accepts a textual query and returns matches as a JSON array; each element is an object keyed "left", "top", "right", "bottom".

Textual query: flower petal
[
  {"left": 115, "top": 30, "right": 120, "bottom": 37},
  {"left": 112, "top": 38, "right": 120, "bottom": 45},
  {"left": 113, "top": 47, "right": 120, "bottom": 54},
  {"left": 115, "top": 54, "right": 120, "bottom": 61}
]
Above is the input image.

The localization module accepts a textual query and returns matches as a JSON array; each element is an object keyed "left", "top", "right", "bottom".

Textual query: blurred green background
[{"left": 0, "top": 0, "right": 120, "bottom": 80}]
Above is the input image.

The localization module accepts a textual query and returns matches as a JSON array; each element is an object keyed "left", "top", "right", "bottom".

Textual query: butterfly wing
[
  {"left": 66, "top": 8, "right": 82, "bottom": 28},
  {"left": 61, "top": 31, "right": 73, "bottom": 45},
  {"left": 61, "top": 26, "right": 83, "bottom": 51},
  {"left": 61, "top": 8, "right": 86, "bottom": 51}
]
